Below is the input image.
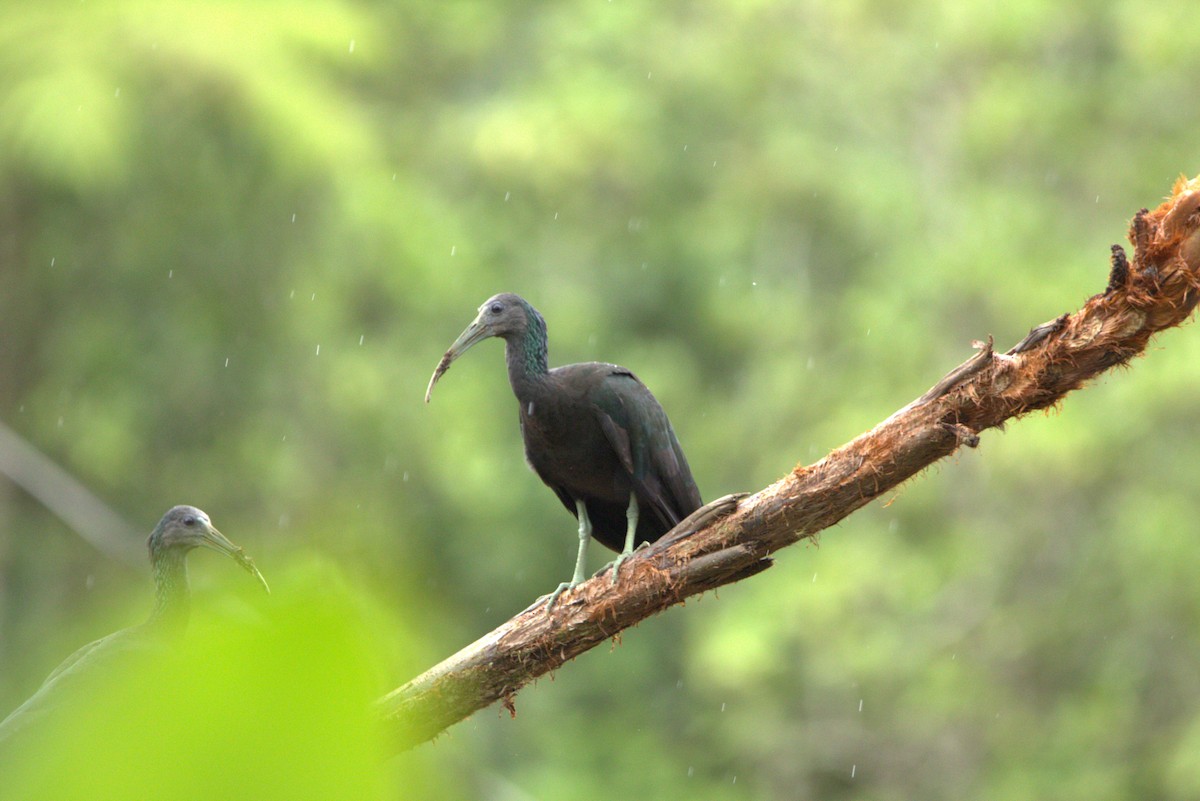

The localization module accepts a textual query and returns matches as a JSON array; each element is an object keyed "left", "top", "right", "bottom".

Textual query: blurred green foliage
[
  {"left": 1, "top": 0, "right": 1199, "bottom": 798},
  {"left": 2, "top": 560, "right": 405, "bottom": 800}
]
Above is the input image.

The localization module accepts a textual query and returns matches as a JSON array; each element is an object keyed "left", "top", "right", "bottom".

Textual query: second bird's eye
[
  {"left": 490, "top": 303, "right": 503, "bottom": 315},
  {"left": 183, "top": 516, "right": 196, "bottom": 527}
]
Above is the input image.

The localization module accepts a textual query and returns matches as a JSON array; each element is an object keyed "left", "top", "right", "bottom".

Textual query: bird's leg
[
  {"left": 610, "top": 491, "right": 639, "bottom": 586},
  {"left": 547, "top": 500, "right": 592, "bottom": 612}
]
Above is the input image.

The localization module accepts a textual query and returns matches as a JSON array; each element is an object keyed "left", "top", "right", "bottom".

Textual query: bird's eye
[
  {"left": 183, "top": 516, "right": 197, "bottom": 527},
  {"left": 489, "top": 302, "right": 503, "bottom": 315}
]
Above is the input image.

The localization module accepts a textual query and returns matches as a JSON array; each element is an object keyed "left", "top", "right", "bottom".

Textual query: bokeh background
[{"left": 3, "top": 1, "right": 1200, "bottom": 798}]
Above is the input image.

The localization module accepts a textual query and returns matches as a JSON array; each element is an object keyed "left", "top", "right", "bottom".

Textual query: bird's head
[
  {"left": 425, "top": 293, "right": 543, "bottom": 403},
  {"left": 147, "top": 506, "right": 270, "bottom": 592}
]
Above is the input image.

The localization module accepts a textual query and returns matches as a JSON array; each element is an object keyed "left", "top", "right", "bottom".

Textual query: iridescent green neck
[
  {"left": 147, "top": 547, "right": 191, "bottom": 632},
  {"left": 505, "top": 302, "right": 549, "bottom": 387}
]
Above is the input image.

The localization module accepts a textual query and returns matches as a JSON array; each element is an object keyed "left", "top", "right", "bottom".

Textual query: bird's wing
[
  {"left": 595, "top": 369, "right": 701, "bottom": 529},
  {"left": 41, "top": 635, "right": 108, "bottom": 686},
  {"left": 0, "top": 627, "right": 161, "bottom": 747}
]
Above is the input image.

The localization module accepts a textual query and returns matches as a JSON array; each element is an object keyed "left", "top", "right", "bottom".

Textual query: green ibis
[
  {"left": 425, "top": 293, "right": 702, "bottom": 609},
  {"left": 0, "top": 505, "right": 268, "bottom": 746}
]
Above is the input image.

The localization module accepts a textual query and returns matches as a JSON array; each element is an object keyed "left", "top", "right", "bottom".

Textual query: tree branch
[{"left": 377, "top": 175, "right": 1200, "bottom": 752}]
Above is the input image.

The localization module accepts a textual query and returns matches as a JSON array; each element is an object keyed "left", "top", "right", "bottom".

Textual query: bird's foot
[
  {"left": 608, "top": 541, "right": 650, "bottom": 585},
  {"left": 610, "top": 551, "right": 631, "bottom": 586},
  {"left": 546, "top": 580, "right": 578, "bottom": 613}
]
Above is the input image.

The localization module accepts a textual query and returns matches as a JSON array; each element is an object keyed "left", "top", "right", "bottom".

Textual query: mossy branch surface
[{"left": 378, "top": 176, "right": 1200, "bottom": 753}]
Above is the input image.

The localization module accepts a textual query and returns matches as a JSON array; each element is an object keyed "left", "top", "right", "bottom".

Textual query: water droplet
[
  {"left": 315, "top": 344, "right": 321, "bottom": 356},
  {"left": 50, "top": 257, "right": 55, "bottom": 267},
  {"left": 504, "top": 191, "right": 511, "bottom": 201},
  {"left": 359, "top": 334, "right": 365, "bottom": 346},
  {"left": 291, "top": 213, "right": 297, "bottom": 223},
  {"left": 311, "top": 292, "right": 316, "bottom": 301},
  {"left": 224, "top": 357, "right": 230, "bottom": 367},
  {"left": 720, "top": 703, "right": 726, "bottom": 712},
  {"left": 289, "top": 289, "right": 295, "bottom": 299},
  {"left": 812, "top": 572, "right": 817, "bottom": 582},
  {"left": 553, "top": 212, "right": 559, "bottom": 220},
  {"left": 168, "top": 269, "right": 173, "bottom": 278},
  {"left": 858, "top": 699, "right": 863, "bottom": 712},
  {"left": 348, "top": 39, "right": 356, "bottom": 53},
  {"left": 527, "top": 401, "right": 535, "bottom": 416},
  {"left": 57, "top": 416, "right": 64, "bottom": 428},
  {"left": 851, "top": 765, "right": 856, "bottom": 779},
  {"left": 451, "top": 245, "right": 456, "bottom": 256},
  {"left": 687, "top": 767, "right": 694, "bottom": 778},
  {"left": 402, "top": 471, "right": 409, "bottom": 482},
  {"left": 114, "top": 87, "right": 121, "bottom": 98}
]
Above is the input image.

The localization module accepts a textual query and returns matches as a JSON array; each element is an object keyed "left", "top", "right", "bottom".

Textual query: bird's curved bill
[
  {"left": 424, "top": 318, "right": 494, "bottom": 403},
  {"left": 199, "top": 526, "right": 271, "bottom": 593}
]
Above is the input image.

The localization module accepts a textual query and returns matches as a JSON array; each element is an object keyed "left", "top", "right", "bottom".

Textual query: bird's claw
[
  {"left": 610, "top": 552, "right": 631, "bottom": 585},
  {"left": 609, "top": 541, "right": 650, "bottom": 585},
  {"left": 546, "top": 580, "right": 577, "bottom": 613}
]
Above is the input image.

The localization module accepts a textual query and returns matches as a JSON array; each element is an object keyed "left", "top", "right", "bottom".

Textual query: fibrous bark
[{"left": 377, "top": 175, "right": 1200, "bottom": 753}]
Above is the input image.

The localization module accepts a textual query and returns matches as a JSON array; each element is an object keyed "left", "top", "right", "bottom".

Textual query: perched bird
[
  {"left": 0, "top": 505, "right": 268, "bottom": 746},
  {"left": 426, "top": 293, "right": 702, "bottom": 608}
]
